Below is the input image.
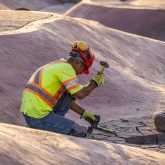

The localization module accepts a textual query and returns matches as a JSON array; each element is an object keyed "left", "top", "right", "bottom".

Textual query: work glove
[
  {"left": 92, "top": 72, "right": 104, "bottom": 87},
  {"left": 81, "top": 110, "right": 96, "bottom": 123}
]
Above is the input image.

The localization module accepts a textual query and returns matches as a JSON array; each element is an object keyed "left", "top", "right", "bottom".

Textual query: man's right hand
[{"left": 92, "top": 72, "right": 104, "bottom": 87}]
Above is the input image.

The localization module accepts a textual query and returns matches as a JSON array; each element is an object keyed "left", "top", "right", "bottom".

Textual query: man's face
[{"left": 76, "top": 60, "right": 86, "bottom": 75}]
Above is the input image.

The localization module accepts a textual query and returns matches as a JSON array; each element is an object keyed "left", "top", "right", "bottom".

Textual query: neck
[{"left": 67, "top": 60, "right": 78, "bottom": 75}]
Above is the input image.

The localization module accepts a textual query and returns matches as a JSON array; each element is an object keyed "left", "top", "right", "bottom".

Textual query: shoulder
[
  {"left": 45, "top": 60, "right": 72, "bottom": 70},
  {"left": 56, "top": 60, "right": 75, "bottom": 73}
]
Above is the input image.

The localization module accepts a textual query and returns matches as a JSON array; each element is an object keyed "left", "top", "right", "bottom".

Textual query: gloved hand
[
  {"left": 92, "top": 72, "right": 104, "bottom": 87},
  {"left": 81, "top": 110, "right": 96, "bottom": 123}
]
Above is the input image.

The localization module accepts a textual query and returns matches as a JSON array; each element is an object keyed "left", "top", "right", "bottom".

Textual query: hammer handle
[{"left": 100, "top": 65, "right": 105, "bottom": 73}]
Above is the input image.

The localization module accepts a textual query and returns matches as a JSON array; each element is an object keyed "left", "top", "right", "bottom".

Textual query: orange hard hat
[{"left": 71, "top": 41, "right": 95, "bottom": 74}]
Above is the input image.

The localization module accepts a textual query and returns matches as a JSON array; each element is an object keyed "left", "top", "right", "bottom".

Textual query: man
[{"left": 20, "top": 41, "right": 104, "bottom": 137}]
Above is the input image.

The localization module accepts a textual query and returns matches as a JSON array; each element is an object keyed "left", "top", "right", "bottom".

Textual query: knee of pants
[
  {"left": 68, "top": 122, "right": 87, "bottom": 138},
  {"left": 41, "top": 112, "right": 74, "bottom": 134}
]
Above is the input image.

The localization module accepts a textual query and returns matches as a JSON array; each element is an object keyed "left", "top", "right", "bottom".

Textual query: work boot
[{"left": 68, "top": 122, "right": 87, "bottom": 138}]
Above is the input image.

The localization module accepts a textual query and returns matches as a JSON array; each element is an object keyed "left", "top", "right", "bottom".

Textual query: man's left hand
[{"left": 81, "top": 110, "right": 96, "bottom": 123}]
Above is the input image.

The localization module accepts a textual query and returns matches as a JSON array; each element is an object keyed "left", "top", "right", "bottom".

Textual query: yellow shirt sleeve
[{"left": 56, "top": 63, "right": 83, "bottom": 95}]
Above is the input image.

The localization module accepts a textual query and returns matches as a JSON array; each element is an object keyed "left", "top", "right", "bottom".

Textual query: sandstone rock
[
  {"left": 125, "top": 134, "right": 157, "bottom": 145},
  {"left": 157, "top": 133, "right": 165, "bottom": 144},
  {"left": 1, "top": 123, "right": 165, "bottom": 165},
  {"left": 60, "top": 0, "right": 80, "bottom": 2},
  {"left": 154, "top": 111, "right": 165, "bottom": 133}
]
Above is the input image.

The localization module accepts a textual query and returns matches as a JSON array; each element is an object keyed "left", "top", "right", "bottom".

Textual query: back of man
[{"left": 21, "top": 59, "right": 83, "bottom": 119}]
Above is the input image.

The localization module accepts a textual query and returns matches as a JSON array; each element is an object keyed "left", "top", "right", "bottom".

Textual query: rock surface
[
  {"left": 0, "top": 0, "right": 61, "bottom": 10},
  {"left": 85, "top": 0, "right": 165, "bottom": 9},
  {"left": 92, "top": 115, "right": 165, "bottom": 153},
  {"left": 0, "top": 123, "right": 165, "bottom": 165},
  {"left": 0, "top": 0, "right": 76, "bottom": 13},
  {"left": 66, "top": 0, "right": 165, "bottom": 41},
  {"left": 154, "top": 111, "right": 165, "bottom": 133}
]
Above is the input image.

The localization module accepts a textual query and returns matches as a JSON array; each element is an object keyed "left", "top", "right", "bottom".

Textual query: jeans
[
  {"left": 24, "top": 112, "right": 74, "bottom": 134},
  {"left": 23, "top": 92, "right": 87, "bottom": 137}
]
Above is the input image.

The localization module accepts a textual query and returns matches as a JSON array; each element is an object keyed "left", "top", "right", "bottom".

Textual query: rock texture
[
  {"left": 66, "top": 0, "right": 165, "bottom": 41},
  {"left": 85, "top": 0, "right": 165, "bottom": 9},
  {"left": 0, "top": 0, "right": 61, "bottom": 10},
  {"left": 93, "top": 115, "right": 165, "bottom": 153},
  {"left": 154, "top": 111, "right": 165, "bottom": 133},
  {"left": 0, "top": 123, "right": 165, "bottom": 165},
  {"left": 0, "top": 0, "right": 76, "bottom": 13}
]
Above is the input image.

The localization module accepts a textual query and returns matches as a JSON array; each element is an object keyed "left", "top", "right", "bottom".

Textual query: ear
[{"left": 75, "top": 60, "right": 81, "bottom": 65}]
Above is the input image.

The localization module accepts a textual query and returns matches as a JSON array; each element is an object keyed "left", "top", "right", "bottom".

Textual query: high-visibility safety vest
[{"left": 20, "top": 60, "right": 83, "bottom": 119}]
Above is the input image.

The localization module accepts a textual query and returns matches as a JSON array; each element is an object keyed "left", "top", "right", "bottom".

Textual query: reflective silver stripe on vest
[
  {"left": 25, "top": 84, "right": 57, "bottom": 106},
  {"left": 34, "top": 70, "right": 40, "bottom": 85},
  {"left": 54, "top": 87, "right": 66, "bottom": 100}
]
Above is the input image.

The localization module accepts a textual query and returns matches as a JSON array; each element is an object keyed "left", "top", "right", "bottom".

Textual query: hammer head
[{"left": 100, "top": 61, "right": 109, "bottom": 68}]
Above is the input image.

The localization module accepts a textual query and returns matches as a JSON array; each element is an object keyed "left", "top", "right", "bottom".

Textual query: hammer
[{"left": 100, "top": 61, "right": 109, "bottom": 73}]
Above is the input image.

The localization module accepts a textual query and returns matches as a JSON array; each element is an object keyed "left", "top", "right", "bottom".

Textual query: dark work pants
[{"left": 23, "top": 92, "right": 87, "bottom": 137}]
